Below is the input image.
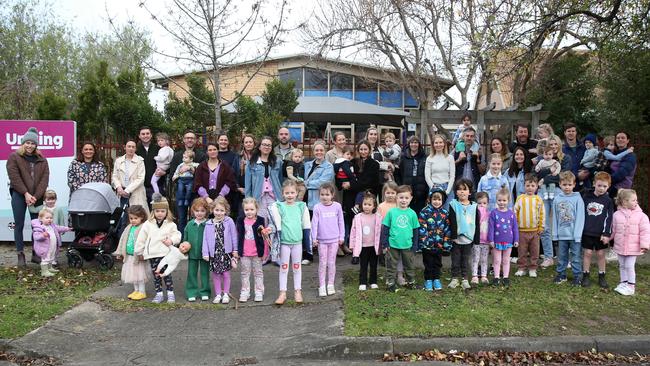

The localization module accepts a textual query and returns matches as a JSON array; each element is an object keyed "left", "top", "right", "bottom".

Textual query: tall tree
[{"left": 165, "top": 74, "right": 217, "bottom": 135}]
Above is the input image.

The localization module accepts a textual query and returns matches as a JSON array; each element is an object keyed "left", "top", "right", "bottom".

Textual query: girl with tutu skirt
[{"left": 114, "top": 205, "right": 150, "bottom": 300}]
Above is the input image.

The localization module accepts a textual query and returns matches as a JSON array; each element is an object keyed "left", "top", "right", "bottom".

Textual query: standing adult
[
  {"left": 216, "top": 133, "right": 238, "bottom": 169},
  {"left": 325, "top": 131, "right": 347, "bottom": 164},
  {"left": 232, "top": 134, "right": 256, "bottom": 215},
  {"left": 505, "top": 147, "right": 533, "bottom": 201},
  {"left": 274, "top": 127, "right": 293, "bottom": 162},
  {"left": 424, "top": 134, "right": 455, "bottom": 206},
  {"left": 364, "top": 126, "right": 384, "bottom": 163},
  {"left": 169, "top": 130, "right": 207, "bottom": 182},
  {"left": 562, "top": 122, "right": 586, "bottom": 177},
  {"left": 397, "top": 136, "right": 428, "bottom": 214},
  {"left": 112, "top": 139, "right": 149, "bottom": 236},
  {"left": 135, "top": 126, "right": 160, "bottom": 203},
  {"left": 245, "top": 136, "right": 283, "bottom": 221},
  {"left": 7, "top": 127, "right": 50, "bottom": 266},
  {"left": 610, "top": 131, "right": 637, "bottom": 193},
  {"left": 509, "top": 124, "right": 538, "bottom": 158},
  {"left": 67, "top": 142, "right": 108, "bottom": 195},
  {"left": 454, "top": 127, "right": 482, "bottom": 190},
  {"left": 193, "top": 142, "right": 237, "bottom": 205},
  {"left": 487, "top": 137, "right": 512, "bottom": 172}
]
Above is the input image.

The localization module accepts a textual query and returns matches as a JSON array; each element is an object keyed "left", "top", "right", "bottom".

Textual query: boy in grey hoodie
[{"left": 552, "top": 171, "right": 585, "bottom": 286}]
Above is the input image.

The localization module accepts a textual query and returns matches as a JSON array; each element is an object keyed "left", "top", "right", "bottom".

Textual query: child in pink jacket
[
  {"left": 32, "top": 208, "right": 72, "bottom": 277},
  {"left": 611, "top": 189, "right": 650, "bottom": 296},
  {"left": 349, "top": 192, "right": 382, "bottom": 291}
]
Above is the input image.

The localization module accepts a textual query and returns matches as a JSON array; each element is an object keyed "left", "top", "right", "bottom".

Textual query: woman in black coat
[{"left": 397, "top": 136, "right": 428, "bottom": 214}]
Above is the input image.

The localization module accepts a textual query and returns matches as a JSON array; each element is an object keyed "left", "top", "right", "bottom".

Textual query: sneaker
[
  {"left": 327, "top": 284, "right": 336, "bottom": 295},
  {"left": 567, "top": 262, "right": 572, "bottom": 269},
  {"left": 448, "top": 278, "right": 459, "bottom": 289},
  {"left": 370, "top": 284, "right": 379, "bottom": 289},
  {"left": 131, "top": 292, "right": 147, "bottom": 300},
  {"left": 502, "top": 278, "right": 510, "bottom": 287},
  {"left": 528, "top": 270, "right": 537, "bottom": 278},
  {"left": 213, "top": 294, "right": 222, "bottom": 304},
  {"left": 188, "top": 297, "right": 197, "bottom": 302},
  {"left": 571, "top": 278, "right": 581, "bottom": 287},
  {"left": 319, "top": 286, "right": 327, "bottom": 297},
  {"left": 201, "top": 295, "right": 209, "bottom": 301},
  {"left": 254, "top": 293, "right": 263, "bottom": 302},
  {"left": 461, "top": 279, "right": 471, "bottom": 290},
  {"left": 301, "top": 259, "right": 311, "bottom": 265},
  {"left": 615, "top": 283, "right": 634, "bottom": 296},
  {"left": 540, "top": 258, "right": 554, "bottom": 268},
  {"left": 423, "top": 280, "right": 433, "bottom": 292},
  {"left": 480, "top": 276, "right": 489, "bottom": 284},
  {"left": 397, "top": 272, "right": 406, "bottom": 286},
  {"left": 433, "top": 279, "right": 443, "bottom": 290},
  {"left": 239, "top": 294, "right": 249, "bottom": 303},
  {"left": 514, "top": 270, "right": 526, "bottom": 277},
  {"left": 510, "top": 257, "right": 518, "bottom": 264},
  {"left": 470, "top": 276, "right": 479, "bottom": 285},
  {"left": 358, "top": 284, "right": 367, "bottom": 291},
  {"left": 553, "top": 274, "right": 567, "bottom": 284},
  {"left": 221, "top": 293, "right": 230, "bottom": 304},
  {"left": 167, "top": 292, "right": 176, "bottom": 303},
  {"left": 581, "top": 272, "right": 591, "bottom": 287},
  {"left": 492, "top": 278, "right": 501, "bottom": 286},
  {"left": 152, "top": 292, "right": 164, "bottom": 304},
  {"left": 598, "top": 272, "right": 608, "bottom": 289},
  {"left": 387, "top": 284, "right": 398, "bottom": 293},
  {"left": 614, "top": 282, "right": 626, "bottom": 292}
]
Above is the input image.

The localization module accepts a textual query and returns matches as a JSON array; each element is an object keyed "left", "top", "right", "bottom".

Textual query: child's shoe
[
  {"left": 514, "top": 270, "right": 526, "bottom": 277},
  {"left": 319, "top": 286, "right": 327, "bottom": 297},
  {"left": 448, "top": 278, "right": 459, "bottom": 289},
  {"left": 301, "top": 259, "right": 311, "bottom": 265},
  {"left": 127, "top": 291, "right": 138, "bottom": 299},
  {"left": 201, "top": 295, "right": 209, "bottom": 301},
  {"left": 254, "top": 292, "right": 263, "bottom": 302},
  {"left": 598, "top": 272, "right": 608, "bottom": 289},
  {"left": 571, "top": 278, "right": 581, "bottom": 287},
  {"left": 615, "top": 283, "right": 634, "bottom": 296},
  {"left": 188, "top": 297, "right": 197, "bottom": 302},
  {"left": 581, "top": 272, "right": 591, "bottom": 287},
  {"left": 370, "top": 284, "right": 379, "bottom": 289},
  {"left": 433, "top": 279, "right": 442, "bottom": 290},
  {"left": 358, "top": 284, "right": 367, "bottom": 291},
  {"left": 553, "top": 274, "right": 567, "bottom": 284},
  {"left": 152, "top": 292, "right": 164, "bottom": 304},
  {"left": 567, "top": 262, "right": 572, "bottom": 269},
  {"left": 540, "top": 258, "right": 554, "bottom": 268},
  {"left": 492, "top": 278, "right": 501, "bottom": 286},
  {"left": 549, "top": 192, "right": 555, "bottom": 200},
  {"left": 294, "top": 290, "right": 303, "bottom": 303},
  {"left": 461, "top": 279, "right": 471, "bottom": 289},
  {"left": 528, "top": 270, "right": 537, "bottom": 278},
  {"left": 48, "top": 264, "right": 60, "bottom": 273},
  {"left": 167, "top": 292, "right": 176, "bottom": 303},
  {"left": 397, "top": 272, "right": 406, "bottom": 286},
  {"left": 239, "top": 293, "right": 249, "bottom": 302},
  {"left": 221, "top": 293, "right": 230, "bottom": 304},
  {"left": 351, "top": 257, "right": 360, "bottom": 265},
  {"left": 213, "top": 294, "right": 222, "bottom": 304},
  {"left": 423, "top": 280, "right": 433, "bottom": 292},
  {"left": 131, "top": 292, "right": 147, "bottom": 300},
  {"left": 470, "top": 276, "right": 479, "bottom": 285},
  {"left": 327, "top": 285, "right": 336, "bottom": 295},
  {"left": 510, "top": 257, "right": 518, "bottom": 264},
  {"left": 387, "top": 284, "right": 398, "bottom": 293},
  {"left": 40, "top": 264, "right": 54, "bottom": 277},
  {"left": 502, "top": 278, "right": 510, "bottom": 287},
  {"left": 480, "top": 276, "right": 489, "bottom": 284},
  {"left": 275, "top": 291, "right": 286, "bottom": 305}
]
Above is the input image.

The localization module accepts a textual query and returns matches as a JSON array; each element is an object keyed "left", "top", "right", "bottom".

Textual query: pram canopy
[{"left": 68, "top": 182, "right": 120, "bottom": 214}]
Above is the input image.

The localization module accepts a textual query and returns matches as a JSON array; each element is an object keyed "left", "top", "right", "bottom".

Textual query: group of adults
[{"left": 7, "top": 121, "right": 637, "bottom": 267}]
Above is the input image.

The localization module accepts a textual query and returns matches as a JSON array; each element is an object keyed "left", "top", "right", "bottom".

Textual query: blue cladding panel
[
  {"left": 355, "top": 91, "right": 378, "bottom": 104},
  {"left": 380, "top": 91, "right": 403, "bottom": 108}
]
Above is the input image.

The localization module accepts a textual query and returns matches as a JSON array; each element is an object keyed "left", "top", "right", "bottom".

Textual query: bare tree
[{"left": 137, "top": 0, "right": 288, "bottom": 130}]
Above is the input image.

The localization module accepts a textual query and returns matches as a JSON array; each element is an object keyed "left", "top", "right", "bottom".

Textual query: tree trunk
[{"left": 211, "top": 69, "right": 222, "bottom": 132}]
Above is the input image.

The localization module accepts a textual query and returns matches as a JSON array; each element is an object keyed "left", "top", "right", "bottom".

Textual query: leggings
[
  {"left": 359, "top": 246, "right": 378, "bottom": 285},
  {"left": 279, "top": 244, "right": 302, "bottom": 291},
  {"left": 149, "top": 257, "right": 174, "bottom": 292},
  {"left": 212, "top": 271, "right": 231, "bottom": 295},
  {"left": 471, "top": 244, "right": 490, "bottom": 277},
  {"left": 618, "top": 255, "right": 637, "bottom": 285},
  {"left": 318, "top": 242, "right": 338, "bottom": 287},
  {"left": 492, "top": 247, "right": 512, "bottom": 279},
  {"left": 240, "top": 256, "right": 264, "bottom": 296}
]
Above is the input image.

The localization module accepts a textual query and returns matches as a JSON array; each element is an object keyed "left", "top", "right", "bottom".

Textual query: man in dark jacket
[
  {"left": 454, "top": 127, "right": 482, "bottom": 191},
  {"left": 136, "top": 126, "right": 160, "bottom": 204},
  {"left": 169, "top": 130, "right": 206, "bottom": 180}
]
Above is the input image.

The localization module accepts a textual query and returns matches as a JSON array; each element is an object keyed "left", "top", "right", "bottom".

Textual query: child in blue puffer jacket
[{"left": 418, "top": 188, "right": 451, "bottom": 291}]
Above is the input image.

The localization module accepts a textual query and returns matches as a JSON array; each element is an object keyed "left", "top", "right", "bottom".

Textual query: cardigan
[
  {"left": 202, "top": 217, "right": 238, "bottom": 257},
  {"left": 236, "top": 216, "right": 266, "bottom": 258},
  {"left": 193, "top": 160, "right": 237, "bottom": 200}
]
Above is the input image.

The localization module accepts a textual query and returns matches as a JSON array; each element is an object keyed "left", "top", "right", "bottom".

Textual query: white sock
[
  {"left": 133, "top": 284, "right": 139, "bottom": 292},
  {"left": 137, "top": 282, "right": 146, "bottom": 294}
]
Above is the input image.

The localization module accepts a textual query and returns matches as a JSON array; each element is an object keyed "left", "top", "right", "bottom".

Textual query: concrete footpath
[{"left": 2, "top": 245, "right": 650, "bottom": 365}]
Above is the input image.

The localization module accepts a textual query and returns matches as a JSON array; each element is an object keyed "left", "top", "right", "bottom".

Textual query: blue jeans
[
  {"left": 175, "top": 177, "right": 194, "bottom": 206},
  {"left": 540, "top": 190, "right": 557, "bottom": 259},
  {"left": 10, "top": 190, "right": 38, "bottom": 252},
  {"left": 556, "top": 240, "right": 582, "bottom": 277}
]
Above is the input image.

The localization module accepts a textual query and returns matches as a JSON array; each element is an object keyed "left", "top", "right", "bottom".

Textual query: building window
[
  {"left": 404, "top": 90, "right": 419, "bottom": 108},
  {"left": 330, "top": 72, "right": 353, "bottom": 99},
  {"left": 379, "top": 82, "right": 403, "bottom": 108},
  {"left": 304, "top": 68, "right": 328, "bottom": 90},
  {"left": 279, "top": 68, "right": 303, "bottom": 95},
  {"left": 354, "top": 77, "right": 378, "bottom": 105}
]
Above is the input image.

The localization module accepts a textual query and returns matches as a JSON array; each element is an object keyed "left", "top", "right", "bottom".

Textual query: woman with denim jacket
[{"left": 244, "top": 136, "right": 283, "bottom": 222}]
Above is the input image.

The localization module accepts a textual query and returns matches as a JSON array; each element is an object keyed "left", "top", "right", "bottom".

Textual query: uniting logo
[
  {"left": 6, "top": 131, "right": 64, "bottom": 150},
  {"left": 0, "top": 121, "right": 76, "bottom": 160}
]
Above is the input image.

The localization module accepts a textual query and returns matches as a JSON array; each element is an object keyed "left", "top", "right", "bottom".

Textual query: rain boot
[
  {"left": 40, "top": 264, "right": 54, "bottom": 277},
  {"left": 17, "top": 252, "right": 26, "bottom": 267}
]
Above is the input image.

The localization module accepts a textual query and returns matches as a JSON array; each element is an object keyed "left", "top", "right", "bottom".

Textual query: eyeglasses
[{"left": 260, "top": 143, "right": 272, "bottom": 148}]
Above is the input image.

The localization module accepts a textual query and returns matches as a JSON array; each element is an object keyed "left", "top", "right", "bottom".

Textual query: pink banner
[{"left": 1, "top": 120, "right": 76, "bottom": 160}]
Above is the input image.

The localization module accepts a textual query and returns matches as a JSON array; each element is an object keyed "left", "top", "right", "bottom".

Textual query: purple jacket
[
  {"left": 31, "top": 219, "right": 71, "bottom": 257},
  {"left": 202, "top": 216, "right": 237, "bottom": 257}
]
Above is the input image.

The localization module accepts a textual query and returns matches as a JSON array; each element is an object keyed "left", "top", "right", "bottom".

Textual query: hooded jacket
[
  {"left": 418, "top": 189, "right": 451, "bottom": 253},
  {"left": 611, "top": 206, "right": 650, "bottom": 256},
  {"left": 551, "top": 191, "right": 585, "bottom": 242},
  {"left": 31, "top": 219, "right": 71, "bottom": 257}
]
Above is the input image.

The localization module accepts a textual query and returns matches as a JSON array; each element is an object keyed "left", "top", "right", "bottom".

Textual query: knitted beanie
[
  {"left": 151, "top": 193, "right": 170, "bottom": 210},
  {"left": 584, "top": 133, "right": 597, "bottom": 145},
  {"left": 21, "top": 127, "right": 39, "bottom": 145}
]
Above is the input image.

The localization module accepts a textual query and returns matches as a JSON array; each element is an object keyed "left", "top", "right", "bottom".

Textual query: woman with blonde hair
[{"left": 424, "top": 134, "right": 455, "bottom": 207}]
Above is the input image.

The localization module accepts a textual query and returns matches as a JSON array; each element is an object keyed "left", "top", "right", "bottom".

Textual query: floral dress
[
  {"left": 67, "top": 160, "right": 108, "bottom": 194},
  {"left": 209, "top": 221, "right": 232, "bottom": 274}
]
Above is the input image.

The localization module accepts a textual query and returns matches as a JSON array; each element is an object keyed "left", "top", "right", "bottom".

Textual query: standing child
[
  {"left": 381, "top": 133, "right": 401, "bottom": 182},
  {"left": 333, "top": 146, "right": 356, "bottom": 192},
  {"left": 581, "top": 172, "right": 614, "bottom": 288},
  {"left": 535, "top": 146, "right": 561, "bottom": 200},
  {"left": 312, "top": 182, "right": 345, "bottom": 297},
  {"left": 283, "top": 148, "right": 307, "bottom": 201},
  {"left": 552, "top": 171, "right": 585, "bottom": 286},
  {"left": 611, "top": 189, "right": 650, "bottom": 296},
  {"left": 269, "top": 180, "right": 311, "bottom": 305},
  {"left": 237, "top": 198, "right": 269, "bottom": 302},
  {"left": 350, "top": 192, "right": 382, "bottom": 291},
  {"left": 134, "top": 194, "right": 181, "bottom": 303},
  {"left": 381, "top": 185, "right": 420, "bottom": 292},
  {"left": 477, "top": 154, "right": 510, "bottom": 211},
  {"left": 513, "top": 174, "right": 545, "bottom": 278},
  {"left": 42, "top": 190, "right": 66, "bottom": 226},
  {"left": 448, "top": 178, "right": 480, "bottom": 289},
  {"left": 31, "top": 208, "right": 71, "bottom": 277},
  {"left": 375, "top": 182, "right": 399, "bottom": 278},
  {"left": 113, "top": 205, "right": 149, "bottom": 300},
  {"left": 488, "top": 188, "right": 519, "bottom": 287},
  {"left": 184, "top": 198, "right": 211, "bottom": 302},
  {"left": 203, "top": 196, "right": 238, "bottom": 304},
  {"left": 418, "top": 188, "right": 451, "bottom": 291},
  {"left": 151, "top": 132, "right": 174, "bottom": 195},
  {"left": 173, "top": 150, "right": 199, "bottom": 234},
  {"left": 471, "top": 192, "right": 490, "bottom": 285}
]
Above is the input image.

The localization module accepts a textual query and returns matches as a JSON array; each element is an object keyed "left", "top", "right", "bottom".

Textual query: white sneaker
[
  {"left": 510, "top": 257, "right": 518, "bottom": 264},
  {"left": 239, "top": 293, "right": 249, "bottom": 302},
  {"left": 615, "top": 283, "right": 634, "bottom": 296},
  {"left": 370, "top": 284, "right": 379, "bottom": 289},
  {"left": 254, "top": 293, "right": 263, "bottom": 302},
  {"left": 514, "top": 270, "right": 526, "bottom": 277},
  {"left": 567, "top": 262, "right": 572, "bottom": 269},
  {"left": 528, "top": 270, "right": 537, "bottom": 278},
  {"left": 301, "top": 259, "right": 311, "bottom": 265},
  {"left": 201, "top": 295, "right": 209, "bottom": 301},
  {"left": 221, "top": 293, "right": 230, "bottom": 304},
  {"left": 461, "top": 279, "right": 471, "bottom": 289},
  {"left": 318, "top": 286, "right": 327, "bottom": 297},
  {"left": 540, "top": 258, "right": 554, "bottom": 268},
  {"left": 327, "top": 284, "right": 336, "bottom": 295},
  {"left": 358, "top": 284, "right": 367, "bottom": 291},
  {"left": 187, "top": 297, "right": 196, "bottom": 302},
  {"left": 212, "top": 294, "right": 222, "bottom": 304},
  {"left": 448, "top": 278, "right": 460, "bottom": 289}
]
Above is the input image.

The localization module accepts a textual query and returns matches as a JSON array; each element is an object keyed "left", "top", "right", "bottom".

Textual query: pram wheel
[
  {"left": 67, "top": 250, "right": 83, "bottom": 269},
  {"left": 97, "top": 253, "right": 114, "bottom": 270}
]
